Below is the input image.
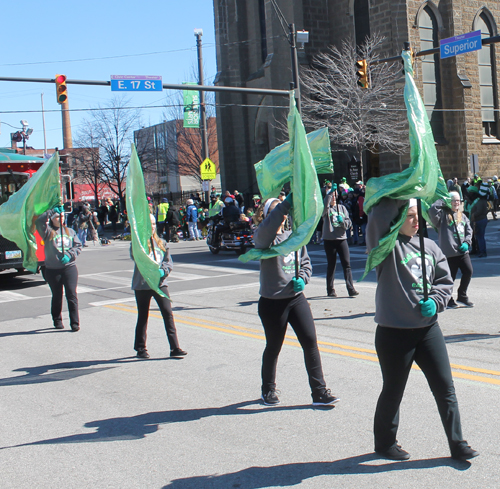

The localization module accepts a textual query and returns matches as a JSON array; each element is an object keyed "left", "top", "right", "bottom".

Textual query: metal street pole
[{"left": 195, "top": 29, "right": 210, "bottom": 204}]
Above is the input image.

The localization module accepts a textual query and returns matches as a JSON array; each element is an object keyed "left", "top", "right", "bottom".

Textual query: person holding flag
[
  {"left": 36, "top": 205, "right": 82, "bottom": 331},
  {"left": 366, "top": 198, "right": 478, "bottom": 461},
  {"left": 131, "top": 213, "right": 187, "bottom": 359},
  {"left": 253, "top": 195, "right": 338, "bottom": 407},
  {"left": 361, "top": 49, "right": 478, "bottom": 462},
  {"left": 429, "top": 192, "right": 474, "bottom": 308}
]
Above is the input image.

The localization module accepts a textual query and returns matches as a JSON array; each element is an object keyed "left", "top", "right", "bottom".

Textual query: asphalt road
[{"left": 1, "top": 221, "right": 500, "bottom": 488}]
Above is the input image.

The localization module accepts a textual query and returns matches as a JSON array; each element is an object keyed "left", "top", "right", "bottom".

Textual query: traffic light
[
  {"left": 355, "top": 60, "right": 369, "bottom": 88},
  {"left": 55, "top": 74, "right": 68, "bottom": 104}
]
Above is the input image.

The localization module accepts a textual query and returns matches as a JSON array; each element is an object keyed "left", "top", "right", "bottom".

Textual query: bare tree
[
  {"left": 300, "top": 34, "right": 408, "bottom": 178},
  {"left": 75, "top": 96, "right": 148, "bottom": 207}
]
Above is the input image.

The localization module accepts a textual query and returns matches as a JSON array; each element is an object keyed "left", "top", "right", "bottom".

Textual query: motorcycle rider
[{"left": 213, "top": 197, "right": 240, "bottom": 245}]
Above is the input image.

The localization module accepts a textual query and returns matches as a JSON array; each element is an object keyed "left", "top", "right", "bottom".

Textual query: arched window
[
  {"left": 418, "top": 5, "right": 444, "bottom": 141},
  {"left": 477, "top": 13, "right": 498, "bottom": 139},
  {"left": 354, "top": 0, "right": 370, "bottom": 48}
]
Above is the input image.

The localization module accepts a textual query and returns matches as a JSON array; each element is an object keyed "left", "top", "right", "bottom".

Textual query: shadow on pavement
[
  {"left": 0, "top": 357, "right": 147, "bottom": 387},
  {"left": 445, "top": 333, "right": 500, "bottom": 343},
  {"left": 162, "top": 455, "right": 470, "bottom": 488},
  {"left": 314, "top": 312, "right": 375, "bottom": 321},
  {"left": 1, "top": 400, "right": 329, "bottom": 448},
  {"left": 0, "top": 273, "right": 45, "bottom": 290}
]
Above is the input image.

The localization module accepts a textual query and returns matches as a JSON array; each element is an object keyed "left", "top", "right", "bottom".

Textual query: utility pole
[{"left": 195, "top": 28, "right": 210, "bottom": 204}]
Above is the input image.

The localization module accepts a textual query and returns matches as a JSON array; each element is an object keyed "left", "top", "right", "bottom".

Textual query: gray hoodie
[
  {"left": 36, "top": 209, "right": 82, "bottom": 269},
  {"left": 428, "top": 200, "right": 472, "bottom": 257},
  {"left": 366, "top": 198, "right": 453, "bottom": 329},
  {"left": 322, "top": 193, "right": 351, "bottom": 240},
  {"left": 130, "top": 240, "right": 173, "bottom": 290},
  {"left": 253, "top": 200, "right": 312, "bottom": 299}
]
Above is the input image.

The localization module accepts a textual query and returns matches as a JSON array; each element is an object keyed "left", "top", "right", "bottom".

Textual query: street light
[{"left": 19, "top": 120, "right": 33, "bottom": 155}]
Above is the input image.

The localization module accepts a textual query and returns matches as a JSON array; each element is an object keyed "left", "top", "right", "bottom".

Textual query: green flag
[
  {"left": 0, "top": 153, "right": 61, "bottom": 272},
  {"left": 126, "top": 144, "right": 168, "bottom": 298},
  {"left": 361, "top": 50, "right": 450, "bottom": 279},
  {"left": 239, "top": 92, "right": 323, "bottom": 263},
  {"left": 254, "top": 127, "right": 333, "bottom": 201}
]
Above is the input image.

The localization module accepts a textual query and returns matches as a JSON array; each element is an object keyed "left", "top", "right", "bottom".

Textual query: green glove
[
  {"left": 419, "top": 298, "right": 437, "bottom": 317},
  {"left": 292, "top": 277, "right": 305, "bottom": 292},
  {"left": 337, "top": 214, "right": 344, "bottom": 223},
  {"left": 159, "top": 269, "right": 166, "bottom": 278},
  {"left": 459, "top": 243, "right": 469, "bottom": 253},
  {"left": 60, "top": 253, "right": 70, "bottom": 265},
  {"left": 285, "top": 193, "right": 293, "bottom": 206},
  {"left": 53, "top": 205, "right": 64, "bottom": 214}
]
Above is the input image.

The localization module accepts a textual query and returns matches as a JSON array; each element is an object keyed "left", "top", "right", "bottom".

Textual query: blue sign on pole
[
  {"left": 440, "top": 30, "right": 482, "bottom": 59},
  {"left": 110, "top": 75, "right": 163, "bottom": 92}
]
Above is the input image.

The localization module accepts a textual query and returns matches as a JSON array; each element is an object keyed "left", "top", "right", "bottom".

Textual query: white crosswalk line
[{"left": 0, "top": 291, "right": 31, "bottom": 303}]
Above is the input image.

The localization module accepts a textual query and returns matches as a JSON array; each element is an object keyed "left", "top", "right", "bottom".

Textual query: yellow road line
[{"left": 104, "top": 303, "right": 500, "bottom": 385}]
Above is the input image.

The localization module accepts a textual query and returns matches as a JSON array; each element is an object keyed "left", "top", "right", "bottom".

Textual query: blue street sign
[
  {"left": 440, "top": 30, "right": 482, "bottom": 59},
  {"left": 110, "top": 75, "right": 162, "bottom": 91}
]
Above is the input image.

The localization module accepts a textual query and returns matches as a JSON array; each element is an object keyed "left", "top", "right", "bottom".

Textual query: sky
[{"left": 0, "top": 0, "right": 217, "bottom": 152}]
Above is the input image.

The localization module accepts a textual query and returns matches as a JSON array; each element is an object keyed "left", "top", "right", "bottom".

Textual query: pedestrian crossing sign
[{"left": 200, "top": 158, "right": 216, "bottom": 180}]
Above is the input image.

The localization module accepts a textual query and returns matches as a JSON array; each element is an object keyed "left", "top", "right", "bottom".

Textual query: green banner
[{"left": 183, "top": 82, "right": 200, "bottom": 128}]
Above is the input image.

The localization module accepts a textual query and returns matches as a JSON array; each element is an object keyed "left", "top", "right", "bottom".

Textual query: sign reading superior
[{"left": 440, "top": 30, "right": 482, "bottom": 59}]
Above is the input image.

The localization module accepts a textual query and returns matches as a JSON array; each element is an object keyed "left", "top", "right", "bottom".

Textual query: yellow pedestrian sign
[{"left": 200, "top": 158, "right": 216, "bottom": 180}]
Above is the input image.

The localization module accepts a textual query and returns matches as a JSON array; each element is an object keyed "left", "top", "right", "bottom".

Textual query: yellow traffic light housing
[
  {"left": 355, "top": 60, "right": 369, "bottom": 88},
  {"left": 55, "top": 74, "right": 68, "bottom": 104}
]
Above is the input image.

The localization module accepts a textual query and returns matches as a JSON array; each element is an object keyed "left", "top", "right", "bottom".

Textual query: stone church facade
[{"left": 213, "top": 0, "right": 500, "bottom": 194}]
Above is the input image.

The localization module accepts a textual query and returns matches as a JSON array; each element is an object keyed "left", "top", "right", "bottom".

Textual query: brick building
[{"left": 213, "top": 0, "right": 500, "bottom": 192}]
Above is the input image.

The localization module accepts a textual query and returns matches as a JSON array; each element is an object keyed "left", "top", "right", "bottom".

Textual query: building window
[
  {"left": 477, "top": 13, "right": 498, "bottom": 139},
  {"left": 418, "top": 5, "right": 444, "bottom": 141},
  {"left": 354, "top": 0, "right": 370, "bottom": 48}
]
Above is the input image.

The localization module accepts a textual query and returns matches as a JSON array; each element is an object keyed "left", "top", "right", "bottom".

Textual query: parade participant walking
[
  {"left": 76, "top": 203, "right": 92, "bottom": 247},
  {"left": 429, "top": 192, "right": 474, "bottom": 308},
  {"left": 366, "top": 198, "right": 478, "bottom": 462},
  {"left": 186, "top": 199, "right": 200, "bottom": 240},
  {"left": 36, "top": 205, "right": 82, "bottom": 331},
  {"left": 131, "top": 213, "right": 187, "bottom": 359},
  {"left": 322, "top": 187, "right": 358, "bottom": 297},
  {"left": 253, "top": 195, "right": 338, "bottom": 407}
]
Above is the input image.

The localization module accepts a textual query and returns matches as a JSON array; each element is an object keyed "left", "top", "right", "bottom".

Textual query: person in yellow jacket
[{"left": 157, "top": 198, "right": 170, "bottom": 239}]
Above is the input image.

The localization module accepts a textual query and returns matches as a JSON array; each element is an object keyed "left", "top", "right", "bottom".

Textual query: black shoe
[
  {"left": 70, "top": 324, "right": 80, "bottom": 332},
  {"left": 457, "top": 297, "right": 474, "bottom": 307},
  {"left": 136, "top": 349, "right": 150, "bottom": 359},
  {"left": 348, "top": 289, "right": 359, "bottom": 297},
  {"left": 312, "top": 388, "right": 339, "bottom": 406},
  {"left": 170, "top": 348, "right": 188, "bottom": 358},
  {"left": 54, "top": 322, "right": 64, "bottom": 330},
  {"left": 376, "top": 444, "right": 410, "bottom": 461},
  {"left": 451, "top": 442, "right": 479, "bottom": 461},
  {"left": 261, "top": 389, "right": 280, "bottom": 406},
  {"left": 327, "top": 291, "right": 337, "bottom": 297},
  {"left": 447, "top": 298, "right": 459, "bottom": 309}
]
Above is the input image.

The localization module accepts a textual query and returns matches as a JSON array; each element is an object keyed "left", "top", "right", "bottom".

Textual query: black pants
[
  {"left": 258, "top": 294, "right": 326, "bottom": 394},
  {"left": 44, "top": 266, "right": 79, "bottom": 328},
  {"left": 134, "top": 287, "right": 180, "bottom": 351},
  {"left": 447, "top": 254, "right": 473, "bottom": 300},
  {"left": 324, "top": 239, "right": 355, "bottom": 294},
  {"left": 374, "top": 323, "right": 464, "bottom": 453}
]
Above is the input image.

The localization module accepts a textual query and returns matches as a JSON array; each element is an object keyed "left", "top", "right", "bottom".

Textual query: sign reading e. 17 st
[
  {"left": 440, "top": 30, "right": 482, "bottom": 59},
  {"left": 111, "top": 75, "right": 162, "bottom": 91}
]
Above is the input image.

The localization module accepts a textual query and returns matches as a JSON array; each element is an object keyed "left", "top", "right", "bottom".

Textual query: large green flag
[
  {"left": 126, "top": 144, "right": 167, "bottom": 298},
  {"left": 239, "top": 92, "right": 323, "bottom": 263},
  {"left": 254, "top": 127, "right": 333, "bottom": 201},
  {"left": 0, "top": 153, "right": 60, "bottom": 272},
  {"left": 361, "top": 50, "right": 450, "bottom": 279}
]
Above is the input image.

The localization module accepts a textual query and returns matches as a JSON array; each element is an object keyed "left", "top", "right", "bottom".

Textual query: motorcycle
[{"left": 206, "top": 216, "right": 254, "bottom": 255}]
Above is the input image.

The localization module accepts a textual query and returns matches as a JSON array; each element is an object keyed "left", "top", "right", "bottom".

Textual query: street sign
[
  {"left": 200, "top": 158, "right": 216, "bottom": 180},
  {"left": 440, "top": 30, "right": 482, "bottom": 59},
  {"left": 110, "top": 75, "right": 162, "bottom": 91}
]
